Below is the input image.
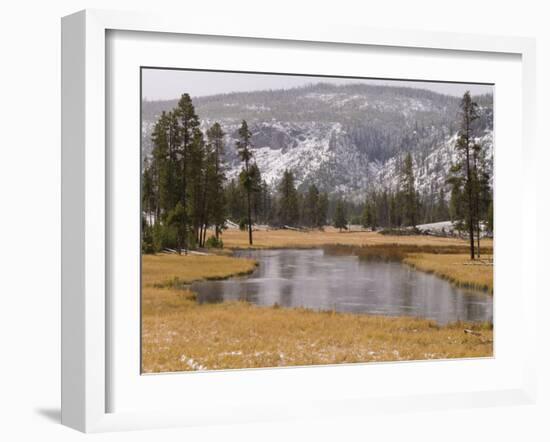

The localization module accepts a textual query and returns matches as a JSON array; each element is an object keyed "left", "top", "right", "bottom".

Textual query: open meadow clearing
[
  {"left": 219, "top": 227, "right": 494, "bottom": 250},
  {"left": 141, "top": 230, "right": 493, "bottom": 373}
]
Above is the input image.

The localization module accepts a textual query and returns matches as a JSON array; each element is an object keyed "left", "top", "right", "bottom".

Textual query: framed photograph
[{"left": 61, "top": 9, "right": 537, "bottom": 432}]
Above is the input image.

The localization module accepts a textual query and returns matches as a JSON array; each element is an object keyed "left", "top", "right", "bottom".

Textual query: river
[{"left": 191, "top": 248, "right": 493, "bottom": 325}]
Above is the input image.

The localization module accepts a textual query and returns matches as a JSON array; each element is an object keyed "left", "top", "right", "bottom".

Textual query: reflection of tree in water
[
  {"left": 278, "top": 251, "right": 298, "bottom": 307},
  {"left": 279, "top": 282, "right": 293, "bottom": 307}
]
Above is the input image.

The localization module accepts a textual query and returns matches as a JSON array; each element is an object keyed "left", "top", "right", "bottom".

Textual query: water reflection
[{"left": 191, "top": 249, "right": 493, "bottom": 325}]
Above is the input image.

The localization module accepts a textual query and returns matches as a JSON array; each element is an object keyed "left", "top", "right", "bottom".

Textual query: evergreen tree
[
  {"left": 333, "top": 199, "right": 348, "bottom": 232},
  {"left": 475, "top": 142, "right": 492, "bottom": 253},
  {"left": 454, "top": 91, "right": 479, "bottom": 259},
  {"left": 166, "top": 202, "right": 186, "bottom": 253},
  {"left": 225, "top": 178, "right": 245, "bottom": 223},
  {"left": 174, "top": 94, "right": 200, "bottom": 253},
  {"left": 198, "top": 136, "right": 219, "bottom": 247},
  {"left": 236, "top": 120, "right": 255, "bottom": 245},
  {"left": 150, "top": 111, "right": 174, "bottom": 219},
  {"left": 148, "top": 110, "right": 183, "bottom": 252},
  {"left": 248, "top": 163, "right": 264, "bottom": 223},
  {"left": 205, "top": 122, "right": 227, "bottom": 240},
  {"left": 141, "top": 158, "right": 155, "bottom": 227},
  {"left": 317, "top": 192, "right": 329, "bottom": 228},
  {"left": 360, "top": 193, "right": 377, "bottom": 231},
  {"left": 486, "top": 200, "right": 494, "bottom": 234},
  {"left": 436, "top": 188, "right": 449, "bottom": 221},
  {"left": 378, "top": 190, "right": 390, "bottom": 228},
  {"left": 258, "top": 180, "right": 274, "bottom": 225},
  {"left": 187, "top": 127, "right": 206, "bottom": 248},
  {"left": 277, "top": 169, "right": 299, "bottom": 226},
  {"left": 303, "top": 184, "right": 320, "bottom": 228},
  {"left": 448, "top": 169, "right": 464, "bottom": 227},
  {"left": 401, "top": 152, "right": 418, "bottom": 227},
  {"left": 389, "top": 190, "right": 399, "bottom": 227}
]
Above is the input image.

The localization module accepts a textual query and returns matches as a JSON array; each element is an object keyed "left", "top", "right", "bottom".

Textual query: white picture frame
[{"left": 61, "top": 9, "right": 538, "bottom": 433}]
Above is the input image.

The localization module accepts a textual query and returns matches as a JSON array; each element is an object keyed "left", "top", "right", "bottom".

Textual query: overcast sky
[{"left": 142, "top": 68, "right": 493, "bottom": 101}]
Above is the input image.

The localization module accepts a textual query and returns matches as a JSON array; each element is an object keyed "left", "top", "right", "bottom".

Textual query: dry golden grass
[
  {"left": 141, "top": 252, "right": 493, "bottom": 373},
  {"left": 142, "top": 253, "right": 258, "bottom": 288},
  {"left": 219, "top": 227, "right": 493, "bottom": 250},
  {"left": 404, "top": 253, "right": 493, "bottom": 293}
]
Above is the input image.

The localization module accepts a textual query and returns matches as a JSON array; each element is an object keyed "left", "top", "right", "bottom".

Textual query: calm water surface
[{"left": 191, "top": 249, "right": 493, "bottom": 325}]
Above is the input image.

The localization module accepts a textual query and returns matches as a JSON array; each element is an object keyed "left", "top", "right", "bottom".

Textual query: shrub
[
  {"left": 152, "top": 223, "right": 178, "bottom": 252},
  {"left": 205, "top": 235, "right": 224, "bottom": 249}
]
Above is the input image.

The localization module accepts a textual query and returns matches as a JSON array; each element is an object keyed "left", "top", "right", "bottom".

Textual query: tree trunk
[
  {"left": 465, "top": 133, "right": 475, "bottom": 260},
  {"left": 247, "top": 189, "right": 253, "bottom": 245},
  {"left": 477, "top": 225, "right": 481, "bottom": 259}
]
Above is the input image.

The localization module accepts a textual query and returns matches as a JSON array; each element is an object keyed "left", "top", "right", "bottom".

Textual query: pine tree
[
  {"left": 333, "top": 199, "right": 348, "bottom": 232},
  {"left": 236, "top": 120, "right": 255, "bottom": 245},
  {"left": 205, "top": 122, "right": 227, "bottom": 240},
  {"left": 486, "top": 200, "right": 494, "bottom": 234},
  {"left": 389, "top": 190, "right": 399, "bottom": 227},
  {"left": 248, "top": 163, "right": 263, "bottom": 223},
  {"left": 141, "top": 158, "right": 155, "bottom": 227},
  {"left": 448, "top": 169, "right": 464, "bottom": 227},
  {"left": 277, "top": 169, "right": 299, "bottom": 226},
  {"left": 436, "top": 187, "right": 449, "bottom": 221},
  {"left": 401, "top": 152, "right": 418, "bottom": 227},
  {"left": 454, "top": 91, "right": 479, "bottom": 260},
  {"left": 379, "top": 190, "right": 390, "bottom": 228},
  {"left": 258, "top": 180, "right": 274, "bottom": 225},
  {"left": 225, "top": 178, "right": 245, "bottom": 223},
  {"left": 187, "top": 127, "right": 206, "bottom": 248},
  {"left": 174, "top": 94, "right": 200, "bottom": 253},
  {"left": 303, "top": 184, "right": 320, "bottom": 228},
  {"left": 475, "top": 142, "right": 492, "bottom": 252},
  {"left": 361, "top": 197, "right": 377, "bottom": 231},
  {"left": 151, "top": 111, "right": 172, "bottom": 219},
  {"left": 198, "top": 136, "right": 219, "bottom": 247},
  {"left": 166, "top": 202, "right": 186, "bottom": 253},
  {"left": 317, "top": 192, "right": 329, "bottom": 228}
]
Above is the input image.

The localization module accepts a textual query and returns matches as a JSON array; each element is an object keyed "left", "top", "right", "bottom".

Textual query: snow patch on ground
[{"left": 180, "top": 355, "right": 207, "bottom": 371}]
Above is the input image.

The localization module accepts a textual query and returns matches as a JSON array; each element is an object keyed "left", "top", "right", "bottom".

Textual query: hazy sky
[{"left": 142, "top": 68, "right": 493, "bottom": 101}]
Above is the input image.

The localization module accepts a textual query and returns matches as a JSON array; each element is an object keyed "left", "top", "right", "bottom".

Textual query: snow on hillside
[{"left": 141, "top": 83, "right": 493, "bottom": 201}]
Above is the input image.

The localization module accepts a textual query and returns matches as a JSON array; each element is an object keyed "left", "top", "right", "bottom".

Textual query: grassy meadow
[
  {"left": 141, "top": 229, "right": 493, "bottom": 373},
  {"left": 219, "top": 227, "right": 494, "bottom": 249}
]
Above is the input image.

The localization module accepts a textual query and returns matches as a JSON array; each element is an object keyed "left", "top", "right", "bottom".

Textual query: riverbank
[
  {"left": 323, "top": 243, "right": 493, "bottom": 293},
  {"left": 220, "top": 229, "right": 493, "bottom": 293},
  {"left": 141, "top": 252, "right": 493, "bottom": 373},
  {"left": 404, "top": 253, "right": 493, "bottom": 293}
]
